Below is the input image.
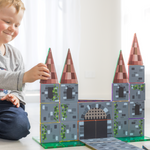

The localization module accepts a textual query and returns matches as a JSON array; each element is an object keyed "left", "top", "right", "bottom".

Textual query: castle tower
[
  {"left": 59, "top": 49, "right": 78, "bottom": 141},
  {"left": 40, "top": 48, "right": 60, "bottom": 143},
  {"left": 112, "top": 50, "right": 129, "bottom": 101},
  {"left": 128, "top": 33, "right": 145, "bottom": 137},
  {"left": 112, "top": 50, "right": 129, "bottom": 137}
]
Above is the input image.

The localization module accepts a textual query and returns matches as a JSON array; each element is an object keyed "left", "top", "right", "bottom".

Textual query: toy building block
[
  {"left": 60, "top": 121, "right": 77, "bottom": 141},
  {"left": 112, "top": 83, "right": 129, "bottom": 101},
  {"left": 117, "top": 136, "right": 150, "bottom": 143},
  {"left": 60, "top": 84, "right": 78, "bottom": 103},
  {"left": 40, "top": 123, "right": 60, "bottom": 143},
  {"left": 40, "top": 48, "right": 59, "bottom": 84},
  {"left": 40, "top": 84, "right": 59, "bottom": 103},
  {"left": 113, "top": 50, "right": 128, "bottom": 83},
  {"left": 112, "top": 102, "right": 129, "bottom": 119},
  {"left": 129, "top": 83, "right": 145, "bottom": 101},
  {"left": 128, "top": 33, "right": 143, "bottom": 66},
  {"left": 78, "top": 101, "right": 112, "bottom": 121},
  {"left": 128, "top": 65, "right": 144, "bottom": 83},
  {"left": 80, "top": 137, "right": 143, "bottom": 150},
  {"left": 78, "top": 120, "right": 112, "bottom": 140},
  {"left": 129, "top": 119, "right": 144, "bottom": 136},
  {"left": 60, "top": 102, "right": 78, "bottom": 122},
  {"left": 129, "top": 101, "right": 144, "bottom": 118},
  {"left": 60, "top": 49, "right": 78, "bottom": 84},
  {"left": 112, "top": 51, "right": 129, "bottom": 101},
  {"left": 113, "top": 119, "right": 128, "bottom": 137},
  {"left": 40, "top": 103, "right": 59, "bottom": 123}
]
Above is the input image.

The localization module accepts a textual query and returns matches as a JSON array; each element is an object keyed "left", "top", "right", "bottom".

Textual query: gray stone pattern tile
[
  {"left": 60, "top": 103, "right": 78, "bottom": 122},
  {"left": 80, "top": 137, "right": 143, "bottom": 150},
  {"left": 41, "top": 84, "right": 59, "bottom": 103},
  {"left": 60, "top": 121, "right": 77, "bottom": 141},
  {"left": 130, "top": 83, "right": 145, "bottom": 101},
  {"left": 60, "top": 84, "right": 78, "bottom": 103},
  {"left": 41, "top": 103, "right": 59, "bottom": 123},
  {"left": 112, "top": 83, "right": 129, "bottom": 101},
  {"left": 129, "top": 65, "right": 144, "bottom": 83},
  {"left": 78, "top": 102, "right": 112, "bottom": 121},
  {"left": 40, "top": 123, "right": 60, "bottom": 143},
  {"left": 113, "top": 119, "right": 128, "bottom": 137},
  {"left": 129, "top": 119, "right": 144, "bottom": 137},
  {"left": 129, "top": 101, "right": 144, "bottom": 118},
  {"left": 112, "top": 102, "right": 129, "bottom": 119}
]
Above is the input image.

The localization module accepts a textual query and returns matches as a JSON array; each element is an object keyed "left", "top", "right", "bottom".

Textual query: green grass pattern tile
[
  {"left": 32, "top": 136, "right": 85, "bottom": 149},
  {"left": 117, "top": 136, "right": 150, "bottom": 143}
]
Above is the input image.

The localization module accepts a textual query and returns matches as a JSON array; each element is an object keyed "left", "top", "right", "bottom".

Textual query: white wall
[{"left": 79, "top": 0, "right": 121, "bottom": 100}]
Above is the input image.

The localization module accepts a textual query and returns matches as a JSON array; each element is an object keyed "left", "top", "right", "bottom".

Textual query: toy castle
[{"left": 39, "top": 33, "right": 145, "bottom": 144}]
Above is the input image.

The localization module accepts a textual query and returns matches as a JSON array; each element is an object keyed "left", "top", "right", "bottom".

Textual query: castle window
[
  {"left": 135, "top": 104, "right": 140, "bottom": 115},
  {"left": 119, "top": 87, "right": 124, "bottom": 97},
  {"left": 48, "top": 87, "right": 53, "bottom": 99},
  {"left": 67, "top": 87, "right": 72, "bottom": 99}
]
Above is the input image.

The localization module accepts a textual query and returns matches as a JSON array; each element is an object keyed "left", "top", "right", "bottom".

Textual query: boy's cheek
[
  {"left": 0, "top": 22, "right": 7, "bottom": 32},
  {"left": 13, "top": 29, "right": 19, "bottom": 38}
]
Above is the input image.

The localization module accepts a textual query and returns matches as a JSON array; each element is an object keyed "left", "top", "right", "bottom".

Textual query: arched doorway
[{"left": 84, "top": 108, "right": 107, "bottom": 139}]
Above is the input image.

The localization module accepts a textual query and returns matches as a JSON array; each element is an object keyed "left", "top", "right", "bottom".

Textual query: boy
[{"left": 0, "top": 0, "right": 50, "bottom": 140}]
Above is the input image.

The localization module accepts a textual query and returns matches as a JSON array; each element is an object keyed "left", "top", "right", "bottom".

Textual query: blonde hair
[{"left": 0, "top": 0, "right": 25, "bottom": 13}]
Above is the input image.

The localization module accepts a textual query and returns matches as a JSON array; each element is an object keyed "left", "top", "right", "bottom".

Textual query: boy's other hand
[
  {"left": 23, "top": 63, "right": 50, "bottom": 83},
  {"left": 1, "top": 94, "right": 20, "bottom": 108}
]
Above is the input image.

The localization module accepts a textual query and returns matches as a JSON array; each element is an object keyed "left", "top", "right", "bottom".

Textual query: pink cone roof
[
  {"left": 40, "top": 48, "right": 58, "bottom": 84},
  {"left": 60, "top": 49, "right": 78, "bottom": 84},
  {"left": 128, "top": 33, "right": 143, "bottom": 65},
  {"left": 113, "top": 51, "right": 128, "bottom": 83}
]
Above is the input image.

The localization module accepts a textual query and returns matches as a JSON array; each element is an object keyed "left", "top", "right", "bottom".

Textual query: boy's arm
[
  {"left": 7, "top": 51, "right": 25, "bottom": 104},
  {"left": 0, "top": 44, "right": 25, "bottom": 91},
  {"left": 0, "top": 69, "right": 24, "bottom": 91}
]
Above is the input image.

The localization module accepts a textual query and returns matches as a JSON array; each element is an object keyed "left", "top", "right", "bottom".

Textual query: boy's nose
[{"left": 8, "top": 25, "right": 15, "bottom": 32}]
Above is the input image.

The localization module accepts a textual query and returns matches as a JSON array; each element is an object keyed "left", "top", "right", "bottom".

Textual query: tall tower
[
  {"left": 60, "top": 49, "right": 78, "bottom": 141},
  {"left": 40, "top": 48, "right": 60, "bottom": 143},
  {"left": 128, "top": 33, "right": 145, "bottom": 137},
  {"left": 112, "top": 50, "right": 129, "bottom": 137}
]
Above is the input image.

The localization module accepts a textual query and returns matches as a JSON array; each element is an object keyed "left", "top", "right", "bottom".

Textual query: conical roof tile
[
  {"left": 60, "top": 49, "right": 78, "bottom": 84},
  {"left": 128, "top": 33, "right": 143, "bottom": 65},
  {"left": 40, "top": 48, "right": 58, "bottom": 84},
  {"left": 113, "top": 51, "right": 128, "bottom": 83}
]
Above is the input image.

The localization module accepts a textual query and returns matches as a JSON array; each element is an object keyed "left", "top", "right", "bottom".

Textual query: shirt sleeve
[
  {"left": 9, "top": 49, "right": 26, "bottom": 104},
  {"left": 0, "top": 70, "right": 24, "bottom": 91},
  {"left": 0, "top": 44, "right": 26, "bottom": 104}
]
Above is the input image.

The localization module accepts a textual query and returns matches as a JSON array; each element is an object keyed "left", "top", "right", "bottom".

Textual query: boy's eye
[
  {"left": 15, "top": 24, "right": 19, "bottom": 28},
  {"left": 4, "top": 20, "right": 10, "bottom": 23}
]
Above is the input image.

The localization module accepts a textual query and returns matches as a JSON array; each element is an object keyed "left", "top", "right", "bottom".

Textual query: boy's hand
[
  {"left": 23, "top": 63, "right": 50, "bottom": 83},
  {"left": 1, "top": 94, "right": 20, "bottom": 108}
]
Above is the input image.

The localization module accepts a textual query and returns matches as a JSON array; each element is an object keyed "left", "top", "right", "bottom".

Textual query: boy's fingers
[
  {"left": 8, "top": 94, "right": 13, "bottom": 98},
  {"left": 40, "top": 76, "right": 50, "bottom": 80},
  {"left": 12, "top": 99, "right": 16, "bottom": 104},
  {"left": 1, "top": 95, "right": 7, "bottom": 100},
  {"left": 40, "top": 72, "right": 50, "bottom": 77},
  {"left": 37, "top": 63, "right": 47, "bottom": 67},
  {"left": 7, "top": 97, "right": 14, "bottom": 102},
  {"left": 16, "top": 102, "right": 20, "bottom": 108},
  {"left": 39, "top": 66, "right": 49, "bottom": 73}
]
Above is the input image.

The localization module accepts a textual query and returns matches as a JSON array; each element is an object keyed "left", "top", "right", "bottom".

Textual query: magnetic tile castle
[{"left": 39, "top": 33, "right": 145, "bottom": 148}]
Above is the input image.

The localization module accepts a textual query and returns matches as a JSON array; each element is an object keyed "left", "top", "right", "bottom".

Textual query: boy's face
[{"left": 0, "top": 5, "right": 24, "bottom": 44}]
